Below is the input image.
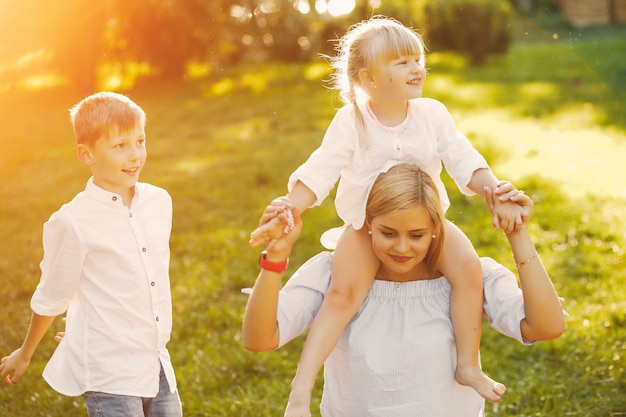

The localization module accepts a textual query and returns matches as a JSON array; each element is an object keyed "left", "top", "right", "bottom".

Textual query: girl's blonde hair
[
  {"left": 329, "top": 16, "right": 426, "bottom": 149},
  {"left": 69, "top": 91, "right": 146, "bottom": 146},
  {"left": 366, "top": 163, "right": 445, "bottom": 275}
]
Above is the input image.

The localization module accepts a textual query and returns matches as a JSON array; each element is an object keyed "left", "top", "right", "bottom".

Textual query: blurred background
[
  {"left": 1, "top": 0, "right": 623, "bottom": 93},
  {"left": 1, "top": 0, "right": 625, "bottom": 416}
]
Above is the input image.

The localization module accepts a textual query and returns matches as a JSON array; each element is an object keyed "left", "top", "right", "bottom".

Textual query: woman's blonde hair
[
  {"left": 69, "top": 91, "right": 146, "bottom": 146},
  {"left": 329, "top": 16, "right": 426, "bottom": 149},
  {"left": 366, "top": 163, "right": 445, "bottom": 275}
]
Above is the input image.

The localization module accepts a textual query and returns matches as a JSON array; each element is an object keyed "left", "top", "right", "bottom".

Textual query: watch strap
[{"left": 258, "top": 250, "right": 289, "bottom": 272}]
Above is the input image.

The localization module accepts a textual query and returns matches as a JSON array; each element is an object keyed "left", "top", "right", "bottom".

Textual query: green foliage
[
  {"left": 1, "top": 13, "right": 626, "bottom": 417},
  {"left": 420, "top": 0, "right": 513, "bottom": 65}
]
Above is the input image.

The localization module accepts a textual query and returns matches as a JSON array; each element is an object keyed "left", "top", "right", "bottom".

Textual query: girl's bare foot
[
  {"left": 284, "top": 385, "right": 312, "bottom": 417},
  {"left": 455, "top": 365, "right": 506, "bottom": 402}
]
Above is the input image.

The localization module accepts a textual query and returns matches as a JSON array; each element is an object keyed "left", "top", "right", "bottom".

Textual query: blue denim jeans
[{"left": 83, "top": 365, "right": 182, "bottom": 417}]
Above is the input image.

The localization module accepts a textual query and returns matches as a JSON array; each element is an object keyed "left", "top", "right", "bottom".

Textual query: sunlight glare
[
  {"left": 20, "top": 73, "right": 65, "bottom": 90},
  {"left": 315, "top": 0, "right": 328, "bottom": 14},
  {"left": 295, "top": 0, "right": 311, "bottom": 14},
  {"left": 187, "top": 62, "right": 212, "bottom": 79},
  {"left": 211, "top": 78, "right": 235, "bottom": 95},
  {"left": 259, "top": 0, "right": 279, "bottom": 14},
  {"left": 327, "top": 0, "right": 355, "bottom": 16},
  {"left": 315, "top": 0, "right": 355, "bottom": 16},
  {"left": 103, "top": 75, "right": 123, "bottom": 90},
  {"left": 230, "top": 5, "right": 252, "bottom": 23}
]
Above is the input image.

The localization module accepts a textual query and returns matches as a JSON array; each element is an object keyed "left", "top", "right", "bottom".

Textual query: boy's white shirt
[{"left": 31, "top": 178, "right": 176, "bottom": 397}]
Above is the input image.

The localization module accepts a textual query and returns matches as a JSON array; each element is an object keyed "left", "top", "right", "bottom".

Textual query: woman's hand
[{"left": 264, "top": 203, "right": 302, "bottom": 255}]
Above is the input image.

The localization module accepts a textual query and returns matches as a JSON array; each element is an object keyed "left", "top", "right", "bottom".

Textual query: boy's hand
[
  {"left": 54, "top": 317, "right": 67, "bottom": 343},
  {"left": 0, "top": 348, "right": 30, "bottom": 386},
  {"left": 249, "top": 197, "right": 295, "bottom": 247}
]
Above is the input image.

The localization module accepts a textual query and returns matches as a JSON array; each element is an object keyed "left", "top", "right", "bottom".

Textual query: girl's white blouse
[
  {"left": 275, "top": 252, "right": 530, "bottom": 417},
  {"left": 288, "top": 98, "right": 489, "bottom": 230}
]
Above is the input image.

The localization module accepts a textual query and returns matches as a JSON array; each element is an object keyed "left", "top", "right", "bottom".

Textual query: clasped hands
[
  {"left": 249, "top": 197, "right": 302, "bottom": 253},
  {"left": 489, "top": 181, "right": 533, "bottom": 234}
]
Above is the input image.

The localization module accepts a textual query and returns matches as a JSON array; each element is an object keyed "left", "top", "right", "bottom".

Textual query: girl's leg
[
  {"left": 442, "top": 220, "right": 506, "bottom": 402},
  {"left": 285, "top": 226, "right": 379, "bottom": 417}
]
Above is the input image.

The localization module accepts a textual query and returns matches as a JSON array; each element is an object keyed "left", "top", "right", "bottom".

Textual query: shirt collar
[{"left": 84, "top": 177, "right": 139, "bottom": 206}]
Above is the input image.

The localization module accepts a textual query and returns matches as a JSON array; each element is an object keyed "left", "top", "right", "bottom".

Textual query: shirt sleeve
[
  {"left": 430, "top": 100, "right": 490, "bottom": 196},
  {"left": 30, "top": 210, "right": 85, "bottom": 316},
  {"left": 288, "top": 106, "right": 357, "bottom": 207},
  {"left": 481, "top": 257, "right": 533, "bottom": 345},
  {"left": 276, "top": 252, "right": 333, "bottom": 347}
]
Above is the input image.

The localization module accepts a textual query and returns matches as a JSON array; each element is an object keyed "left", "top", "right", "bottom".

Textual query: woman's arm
[
  {"left": 242, "top": 267, "right": 284, "bottom": 351},
  {"left": 242, "top": 207, "right": 303, "bottom": 351},
  {"left": 507, "top": 228, "right": 565, "bottom": 341},
  {"left": 485, "top": 187, "right": 565, "bottom": 341}
]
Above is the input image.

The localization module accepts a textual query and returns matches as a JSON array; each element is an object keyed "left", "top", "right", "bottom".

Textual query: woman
[{"left": 242, "top": 163, "right": 564, "bottom": 417}]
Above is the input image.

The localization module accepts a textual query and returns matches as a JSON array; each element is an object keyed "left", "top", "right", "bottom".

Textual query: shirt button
[
  {"left": 155, "top": 317, "right": 160, "bottom": 322},
  {"left": 142, "top": 247, "right": 147, "bottom": 252},
  {"left": 129, "top": 213, "right": 133, "bottom": 218},
  {"left": 112, "top": 196, "right": 117, "bottom": 201},
  {"left": 151, "top": 281, "right": 156, "bottom": 286}
]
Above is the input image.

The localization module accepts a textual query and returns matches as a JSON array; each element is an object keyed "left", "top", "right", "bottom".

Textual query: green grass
[{"left": 1, "top": 13, "right": 625, "bottom": 417}]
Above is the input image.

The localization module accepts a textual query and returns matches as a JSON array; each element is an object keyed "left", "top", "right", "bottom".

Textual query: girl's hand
[
  {"left": 249, "top": 197, "right": 295, "bottom": 247},
  {"left": 264, "top": 207, "right": 302, "bottom": 255},
  {"left": 258, "top": 197, "right": 293, "bottom": 227},
  {"left": 484, "top": 186, "right": 533, "bottom": 232},
  {"left": 493, "top": 181, "right": 519, "bottom": 202},
  {"left": 509, "top": 189, "right": 533, "bottom": 228},
  {"left": 490, "top": 181, "right": 533, "bottom": 234}
]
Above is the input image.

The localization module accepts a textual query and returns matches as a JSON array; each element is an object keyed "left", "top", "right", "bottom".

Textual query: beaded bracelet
[
  {"left": 282, "top": 208, "right": 295, "bottom": 234},
  {"left": 515, "top": 253, "right": 538, "bottom": 269}
]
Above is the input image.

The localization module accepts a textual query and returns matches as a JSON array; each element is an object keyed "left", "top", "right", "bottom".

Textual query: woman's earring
[
  {"left": 368, "top": 230, "right": 372, "bottom": 235},
  {"left": 432, "top": 234, "right": 436, "bottom": 239}
]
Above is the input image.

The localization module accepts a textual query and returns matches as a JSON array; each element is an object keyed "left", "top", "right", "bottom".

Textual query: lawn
[{"left": 0, "top": 12, "right": 625, "bottom": 417}]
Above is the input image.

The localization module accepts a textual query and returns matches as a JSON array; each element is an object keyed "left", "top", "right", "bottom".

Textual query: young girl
[{"left": 250, "top": 16, "right": 525, "bottom": 415}]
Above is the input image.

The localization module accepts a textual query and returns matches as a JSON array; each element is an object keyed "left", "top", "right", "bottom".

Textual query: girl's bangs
[{"left": 380, "top": 28, "right": 423, "bottom": 61}]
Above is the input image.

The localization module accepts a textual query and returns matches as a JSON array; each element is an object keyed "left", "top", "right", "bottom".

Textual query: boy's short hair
[{"left": 69, "top": 92, "right": 146, "bottom": 146}]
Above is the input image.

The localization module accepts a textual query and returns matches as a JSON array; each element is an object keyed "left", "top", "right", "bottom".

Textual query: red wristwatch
[{"left": 258, "top": 251, "right": 289, "bottom": 272}]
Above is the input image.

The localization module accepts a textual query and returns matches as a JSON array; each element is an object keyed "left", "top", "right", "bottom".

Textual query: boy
[{"left": 0, "top": 92, "right": 182, "bottom": 417}]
